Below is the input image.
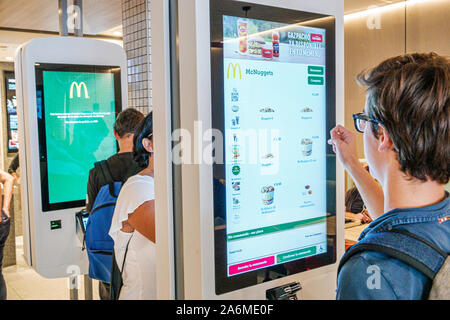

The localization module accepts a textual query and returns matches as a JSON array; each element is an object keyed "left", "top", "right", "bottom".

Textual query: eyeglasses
[{"left": 352, "top": 113, "right": 381, "bottom": 133}]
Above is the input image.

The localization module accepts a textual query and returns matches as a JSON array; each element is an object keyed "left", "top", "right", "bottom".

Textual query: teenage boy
[
  {"left": 329, "top": 53, "right": 449, "bottom": 299},
  {"left": 87, "top": 108, "right": 144, "bottom": 299}
]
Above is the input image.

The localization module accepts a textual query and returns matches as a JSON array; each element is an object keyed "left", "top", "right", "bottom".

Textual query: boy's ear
[{"left": 378, "top": 126, "right": 394, "bottom": 152}]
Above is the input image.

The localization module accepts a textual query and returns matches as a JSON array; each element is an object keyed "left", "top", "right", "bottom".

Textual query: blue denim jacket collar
[{"left": 359, "top": 191, "right": 450, "bottom": 241}]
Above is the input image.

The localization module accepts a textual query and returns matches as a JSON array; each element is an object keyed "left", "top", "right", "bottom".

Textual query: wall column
[{"left": 121, "top": 0, "right": 152, "bottom": 114}]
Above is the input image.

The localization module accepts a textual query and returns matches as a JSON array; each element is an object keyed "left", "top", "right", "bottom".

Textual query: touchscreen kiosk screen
[
  {"left": 35, "top": 64, "right": 121, "bottom": 211},
  {"left": 223, "top": 16, "right": 328, "bottom": 277}
]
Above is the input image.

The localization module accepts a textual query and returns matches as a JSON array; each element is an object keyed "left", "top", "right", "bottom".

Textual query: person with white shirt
[{"left": 109, "top": 113, "right": 156, "bottom": 300}]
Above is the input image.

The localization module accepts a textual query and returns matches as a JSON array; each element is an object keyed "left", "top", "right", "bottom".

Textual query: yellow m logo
[
  {"left": 69, "top": 81, "right": 90, "bottom": 99},
  {"left": 227, "top": 63, "right": 242, "bottom": 79}
]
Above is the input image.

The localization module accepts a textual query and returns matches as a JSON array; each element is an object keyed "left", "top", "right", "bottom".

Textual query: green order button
[
  {"left": 308, "top": 66, "right": 324, "bottom": 75},
  {"left": 308, "top": 76, "right": 324, "bottom": 85},
  {"left": 276, "top": 246, "right": 317, "bottom": 263}
]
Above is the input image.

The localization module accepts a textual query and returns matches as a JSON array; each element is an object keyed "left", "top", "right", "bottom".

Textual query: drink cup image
[
  {"left": 237, "top": 19, "right": 248, "bottom": 55},
  {"left": 261, "top": 185, "right": 275, "bottom": 205},
  {"left": 301, "top": 138, "right": 313, "bottom": 156}
]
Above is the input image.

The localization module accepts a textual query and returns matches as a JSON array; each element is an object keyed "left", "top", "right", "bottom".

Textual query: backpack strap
[
  {"left": 121, "top": 234, "right": 133, "bottom": 273},
  {"left": 338, "top": 229, "right": 448, "bottom": 280},
  {"left": 95, "top": 160, "right": 120, "bottom": 198}
]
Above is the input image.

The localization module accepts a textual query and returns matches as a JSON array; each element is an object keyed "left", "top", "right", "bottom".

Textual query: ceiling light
[{"left": 113, "top": 31, "right": 122, "bottom": 36}]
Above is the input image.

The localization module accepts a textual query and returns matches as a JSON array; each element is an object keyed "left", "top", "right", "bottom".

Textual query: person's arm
[
  {"left": 329, "top": 125, "right": 385, "bottom": 219},
  {"left": 0, "top": 169, "right": 15, "bottom": 219},
  {"left": 126, "top": 200, "right": 155, "bottom": 243}
]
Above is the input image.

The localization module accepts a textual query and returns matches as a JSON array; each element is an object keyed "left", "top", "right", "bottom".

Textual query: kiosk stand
[
  {"left": 151, "top": 0, "right": 345, "bottom": 299},
  {"left": 14, "top": 37, "right": 128, "bottom": 299}
]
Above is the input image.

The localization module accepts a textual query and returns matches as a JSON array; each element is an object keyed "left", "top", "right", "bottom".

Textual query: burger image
[
  {"left": 247, "top": 36, "right": 265, "bottom": 56},
  {"left": 261, "top": 185, "right": 275, "bottom": 205},
  {"left": 301, "top": 107, "right": 313, "bottom": 113}
]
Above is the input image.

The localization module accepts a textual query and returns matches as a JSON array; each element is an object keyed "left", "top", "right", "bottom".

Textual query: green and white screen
[{"left": 40, "top": 69, "right": 118, "bottom": 207}]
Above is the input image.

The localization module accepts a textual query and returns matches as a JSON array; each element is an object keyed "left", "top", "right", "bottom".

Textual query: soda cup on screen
[{"left": 237, "top": 19, "right": 248, "bottom": 54}]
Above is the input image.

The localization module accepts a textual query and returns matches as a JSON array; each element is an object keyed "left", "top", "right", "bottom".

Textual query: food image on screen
[
  {"left": 36, "top": 65, "right": 120, "bottom": 211},
  {"left": 223, "top": 15, "right": 328, "bottom": 277}
]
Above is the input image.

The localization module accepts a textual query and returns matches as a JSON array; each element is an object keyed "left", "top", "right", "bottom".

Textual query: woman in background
[{"left": 109, "top": 113, "right": 156, "bottom": 300}]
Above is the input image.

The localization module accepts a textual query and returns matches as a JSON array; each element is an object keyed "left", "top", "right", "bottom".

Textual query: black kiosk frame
[
  {"left": 210, "top": 0, "right": 337, "bottom": 295},
  {"left": 35, "top": 63, "right": 122, "bottom": 212}
]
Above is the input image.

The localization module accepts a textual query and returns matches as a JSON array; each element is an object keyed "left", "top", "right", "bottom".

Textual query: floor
[{"left": 2, "top": 236, "right": 100, "bottom": 300}]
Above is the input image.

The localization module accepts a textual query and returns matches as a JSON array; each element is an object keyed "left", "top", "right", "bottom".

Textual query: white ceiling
[
  {"left": 0, "top": 0, "right": 123, "bottom": 62},
  {"left": 0, "top": 0, "right": 122, "bottom": 35}
]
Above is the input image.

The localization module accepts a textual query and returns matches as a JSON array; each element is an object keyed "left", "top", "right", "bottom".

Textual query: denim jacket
[{"left": 336, "top": 193, "right": 450, "bottom": 300}]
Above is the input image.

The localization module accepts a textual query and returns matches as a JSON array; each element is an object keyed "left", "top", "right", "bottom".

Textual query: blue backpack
[
  {"left": 338, "top": 228, "right": 449, "bottom": 299},
  {"left": 85, "top": 160, "right": 124, "bottom": 283}
]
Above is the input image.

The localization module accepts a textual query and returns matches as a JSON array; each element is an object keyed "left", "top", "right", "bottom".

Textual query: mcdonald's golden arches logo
[
  {"left": 69, "top": 81, "right": 90, "bottom": 99},
  {"left": 227, "top": 63, "right": 242, "bottom": 80}
]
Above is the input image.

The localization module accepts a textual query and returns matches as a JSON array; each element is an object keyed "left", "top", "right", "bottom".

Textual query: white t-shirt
[{"left": 109, "top": 174, "right": 156, "bottom": 300}]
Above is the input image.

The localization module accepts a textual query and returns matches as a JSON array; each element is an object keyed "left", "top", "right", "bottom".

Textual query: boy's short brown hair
[
  {"left": 357, "top": 52, "right": 449, "bottom": 184},
  {"left": 114, "top": 108, "right": 144, "bottom": 138}
]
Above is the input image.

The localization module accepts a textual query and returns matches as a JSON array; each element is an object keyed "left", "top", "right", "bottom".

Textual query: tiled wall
[{"left": 121, "top": 0, "right": 152, "bottom": 115}]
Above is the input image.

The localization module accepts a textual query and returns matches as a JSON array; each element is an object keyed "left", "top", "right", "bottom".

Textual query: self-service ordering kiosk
[
  {"left": 151, "top": 0, "right": 345, "bottom": 299},
  {"left": 15, "top": 37, "right": 127, "bottom": 278}
]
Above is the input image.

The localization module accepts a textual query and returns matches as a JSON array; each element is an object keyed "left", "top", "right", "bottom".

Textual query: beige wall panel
[
  {"left": 344, "top": 6, "right": 406, "bottom": 159},
  {"left": 406, "top": 0, "right": 450, "bottom": 55}
]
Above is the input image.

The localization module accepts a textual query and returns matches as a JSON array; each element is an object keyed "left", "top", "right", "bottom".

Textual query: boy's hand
[{"left": 328, "top": 125, "right": 360, "bottom": 169}]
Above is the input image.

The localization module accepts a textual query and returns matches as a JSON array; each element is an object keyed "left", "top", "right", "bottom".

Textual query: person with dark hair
[
  {"left": 0, "top": 169, "right": 14, "bottom": 300},
  {"left": 86, "top": 108, "right": 144, "bottom": 300},
  {"left": 7, "top": 154, "right": 19, "bottom": 181},
  {"left": 109, "top": 112, "right": 156, "bottom": 300},
  {"left": 329, "top": 53, "right": 449, "bottom": 299},
  {"left": 345, "top": 164, "right": 372, "bottom": 224}
]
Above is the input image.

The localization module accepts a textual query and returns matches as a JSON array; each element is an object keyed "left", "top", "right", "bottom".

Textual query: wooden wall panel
[
  {"left": 344, "top": 5, "right": 406, "bottom": 159},
  {"left": 406, "top": 0, "right": 450, "bottom": 55}
]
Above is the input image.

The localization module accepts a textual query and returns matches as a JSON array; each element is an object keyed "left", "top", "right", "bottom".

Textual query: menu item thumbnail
[
  {"left": 232, "top": 147, "right": 240, "bottom": 159},
  {"left": 272, "top": 31, "right": 280, "bottom": 57},
  {"left": 237, "top": 19, "right": 248, "bottom": 54},
  {"left": 301, "top": 107, "right": 313, "bottom": 113},
  {"left": 231, "top": 88, "right": 239, "bottom": 102},
  {"left": 301, "top": 138, "right": 313, "bottom": 156},
  {"left": 261, "top": 185, "right": 275, "bottom": 205},
  {"left": 260, "top": 107, "right": 275, "bottom": 113},
  {"left": 262, "top": 43, "right": 273, "bottom": 59},
  {"left": 248, "top": 36, "right": 265, "bottom": 56},
  {"left": 232, "top": 181, "right": 241, "bottom": 191}
]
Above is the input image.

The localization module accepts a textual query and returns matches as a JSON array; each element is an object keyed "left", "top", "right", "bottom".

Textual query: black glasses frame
[{"left": 352, "top": 113, "right": 380, "bottom": 133}]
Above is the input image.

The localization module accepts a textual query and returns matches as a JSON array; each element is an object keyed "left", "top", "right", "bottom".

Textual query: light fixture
[
  {"left": 113, "top": 31, "right": 122, "bottom": 37},
  {"left": 344, "top": 0, "right": 438, "bottom": 20}
]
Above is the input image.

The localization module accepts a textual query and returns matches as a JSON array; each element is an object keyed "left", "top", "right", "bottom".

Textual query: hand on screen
[{"left": 328, "top": 125, "right": 359, "bottom": 169}]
